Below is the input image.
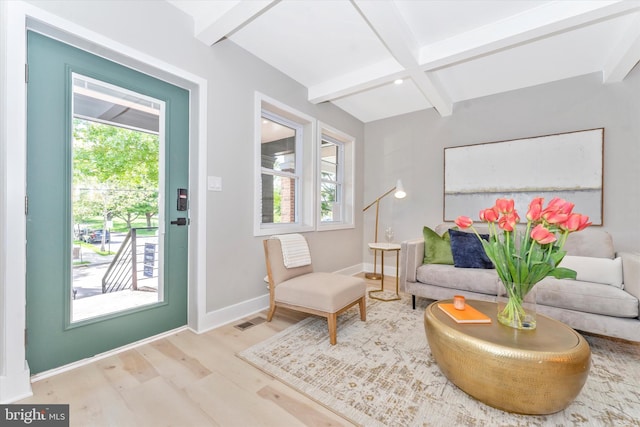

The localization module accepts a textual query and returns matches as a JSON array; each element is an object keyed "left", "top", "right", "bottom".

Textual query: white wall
[
  {"left": 363, "top": 68, "right": 640, "bottom": 258},
  {"left": 0, "top": 0, "right": 364, "bottom": 402},
  {"left": 0, "top": 0, "right": 7, "bottom": 362},
  {"left": 204, "top": 39, "right": 365, "bottom": 312},
  {"left": 0, "top": 0, "right": 8, "bottom": 400}
]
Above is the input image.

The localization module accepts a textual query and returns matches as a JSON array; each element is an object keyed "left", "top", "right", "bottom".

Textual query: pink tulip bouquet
[{"left": 455, "top": 197, "right": 591, "bottom": 329}]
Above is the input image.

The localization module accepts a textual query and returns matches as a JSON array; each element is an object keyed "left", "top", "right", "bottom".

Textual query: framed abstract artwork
[{"left": 444, "top": 128, "right": 604, "bottom": 225}]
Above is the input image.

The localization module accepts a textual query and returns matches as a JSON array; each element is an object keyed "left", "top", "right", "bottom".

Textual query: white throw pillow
[{"left": 560, "top": 255, "right": 624, "bottom": 289}]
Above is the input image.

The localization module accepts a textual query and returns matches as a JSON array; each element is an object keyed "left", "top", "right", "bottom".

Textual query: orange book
[{"left": 438, "top": 303, "right": 491, "bottom": 324}]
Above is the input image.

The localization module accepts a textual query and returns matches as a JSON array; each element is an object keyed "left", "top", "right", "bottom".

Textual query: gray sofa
[{"left": 400, "top": 224, "right": 640, "bottom": 342}]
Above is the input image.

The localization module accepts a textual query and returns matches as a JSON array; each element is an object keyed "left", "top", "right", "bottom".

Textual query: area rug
[{"left": 238, "top": 297, "right": 640, "bottom": 426}]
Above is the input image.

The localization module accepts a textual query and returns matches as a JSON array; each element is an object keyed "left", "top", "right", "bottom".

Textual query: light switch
[{"left": 208, "top": 176, "right": 222, "bottom": 191}]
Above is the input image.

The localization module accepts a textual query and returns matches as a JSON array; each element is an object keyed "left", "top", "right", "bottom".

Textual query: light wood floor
[{"left": 19, "top": 274, "right": 393, "bottom": 427}]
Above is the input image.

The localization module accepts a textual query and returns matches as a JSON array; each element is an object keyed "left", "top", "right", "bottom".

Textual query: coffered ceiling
[{"left": 168, "top": 0, "right": 640, "bottom": 123}]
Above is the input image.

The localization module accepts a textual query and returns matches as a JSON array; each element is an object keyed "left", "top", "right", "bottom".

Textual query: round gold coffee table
[{"left": 424, "top": 299, "right": 591, "bottom": 415}]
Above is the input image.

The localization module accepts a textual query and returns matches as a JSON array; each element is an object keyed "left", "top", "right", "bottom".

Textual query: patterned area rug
[{"left": 238, "top": 297, "right": 640, "bottom": 426}]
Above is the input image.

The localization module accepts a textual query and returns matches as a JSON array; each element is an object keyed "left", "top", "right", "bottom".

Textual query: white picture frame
[{"left": 444, "top": 128, "right": 604, "bottom": 225}]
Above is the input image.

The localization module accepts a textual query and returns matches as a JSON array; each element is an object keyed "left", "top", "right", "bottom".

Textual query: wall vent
[{"left": 234, "top": 316, "right": 266, "bottom": 331}]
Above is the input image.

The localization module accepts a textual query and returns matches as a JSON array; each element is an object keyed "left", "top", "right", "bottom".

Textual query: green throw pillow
[{"left": 423, "top": 226, "right": 454, "bottom": 265}]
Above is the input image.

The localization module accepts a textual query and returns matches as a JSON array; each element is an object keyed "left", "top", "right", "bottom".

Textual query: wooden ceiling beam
[
  {"left": 603, "top": 12, "right": 640, "bottom": 83},
  {"left": 194, "top": 0, "right": 278, "bottom": 46},
  {"left": 419, "top": 1, "right": 640, "bottom": 71},
  {"left": 309, "top": 0, "right": 640, "bottom": 115},
  {"left": 307, "top": 58, "right": 404, "bottom": 104},
  {"left": 351, "top": 0, "right": 453, "bottom": 117}
]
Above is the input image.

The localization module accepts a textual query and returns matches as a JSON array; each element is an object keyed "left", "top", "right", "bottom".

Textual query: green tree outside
[{"left": 72, "top": 120, "right": 159, "bottom": 249}]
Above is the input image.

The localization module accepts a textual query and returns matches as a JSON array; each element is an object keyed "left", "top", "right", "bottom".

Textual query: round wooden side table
[{"left": 424, "top": 299, "right": 591, "bottom": 415}]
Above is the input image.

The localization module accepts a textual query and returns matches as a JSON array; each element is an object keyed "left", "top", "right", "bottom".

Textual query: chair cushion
[{"left": 275, "top": 272, "right": 366, "bottom": 313}]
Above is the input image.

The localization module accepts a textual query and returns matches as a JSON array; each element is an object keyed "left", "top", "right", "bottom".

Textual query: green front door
[{"left": 26, "top": 31, "right": 190, "bottom": 375}]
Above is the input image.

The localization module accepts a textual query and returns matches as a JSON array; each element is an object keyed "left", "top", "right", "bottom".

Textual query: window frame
[
  {"left": 319, "top": 135, "right": 343, "bottom": 223},
  {"left": 260, "top": 110, "right": 302, "bottom": 226},
  {"left": 316, "top": 123, "right": 355, "bottom": 231},
  {"left": 254, "top": 93, "right": 315, "bottom": 236}
]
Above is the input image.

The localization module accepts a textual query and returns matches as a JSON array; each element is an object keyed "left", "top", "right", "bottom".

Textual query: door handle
[{"left": 170, "top": 217, "right": 188, "bottom": 226}]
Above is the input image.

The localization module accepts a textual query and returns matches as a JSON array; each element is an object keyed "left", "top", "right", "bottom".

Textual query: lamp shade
[{"left": 394, "top": 179, "right": 406, "bottom": 199}]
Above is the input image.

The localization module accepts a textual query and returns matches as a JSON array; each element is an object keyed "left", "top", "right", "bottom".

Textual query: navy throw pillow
[{"left": 449, "top": 229, "right": 494, "bottom": 269}]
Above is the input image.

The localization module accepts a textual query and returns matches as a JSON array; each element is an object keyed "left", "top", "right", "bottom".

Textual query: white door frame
[{"left": 0, "top": 0, "right": 208, "bottom": 402}]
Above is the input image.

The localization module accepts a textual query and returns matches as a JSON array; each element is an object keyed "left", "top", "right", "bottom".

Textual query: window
[
  {"left": 254, "top": 94, "right": 354, "bottom": 235},
  {"left": 319, "top": 136, "right": 342, "bottom": 222},
  {"left": 260, "top": 112, "right": 300, "bottom": 225},
  {"left": 317, "top": 124, "right": 355, "bottom": 231},
  {"left": 255, "top": 94, "right": 314, "bottom": 236}
]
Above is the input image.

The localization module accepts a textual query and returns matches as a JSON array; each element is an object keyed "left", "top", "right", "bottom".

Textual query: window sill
[{"left": 316, "top": 222, "right": 355, "bottom": 232}]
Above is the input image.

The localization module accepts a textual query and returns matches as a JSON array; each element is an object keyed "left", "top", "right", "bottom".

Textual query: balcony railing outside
[{"left": 102, "top": 227, "right": 158, "bottom": 293}]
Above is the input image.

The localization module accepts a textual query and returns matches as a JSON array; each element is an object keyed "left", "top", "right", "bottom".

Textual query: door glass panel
[{"left": 71, "top": 74, "right": 164, "bottom": 322}]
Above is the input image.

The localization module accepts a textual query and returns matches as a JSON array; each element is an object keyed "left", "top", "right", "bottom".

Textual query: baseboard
[
  {"left": 333, "top": 263, "right": 364, "bottom": 276},
  {"left": 195, "top": 293, "right": 271, "bottom": 334},
  {"left": 0, "top": 367, "right": 32, "bottom": 404},
  {"left": 29, "top": 325, "right": 189, "bottom": 383},
  {"left": 362, "top": 262, "right": 398, "bottom": 278}
]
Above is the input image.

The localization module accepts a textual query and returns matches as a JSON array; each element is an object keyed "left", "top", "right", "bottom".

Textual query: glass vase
[{"left": 497, "top": 282, "right": 537, "bottom": 330}]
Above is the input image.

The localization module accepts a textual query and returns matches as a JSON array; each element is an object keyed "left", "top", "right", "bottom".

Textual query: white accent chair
[{"left": 263, "top": 237, "right": 366, "bottom": 345}]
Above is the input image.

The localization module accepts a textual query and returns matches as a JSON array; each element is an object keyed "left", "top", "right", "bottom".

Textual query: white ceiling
[{"left": 168, "top": 0, "right": 640, "bottom": 123}]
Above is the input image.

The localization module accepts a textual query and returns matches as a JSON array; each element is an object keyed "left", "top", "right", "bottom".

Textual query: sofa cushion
[
  {"left": 416, "top": 264, "right": 499, "bottom": 295},
  {"left": 449, "top": 229, "right": 494, "bottom": 269},
  {"left": 435, "top": 224, "right": 616, "bottom": 259},
  {"left": 560, "top": 255, "right": 623, "bottom": 289},
  {"left": 563, "top": 228, "right": 615, "bottom": 258},
  {"left": 422, "top": 226, "right": 454, "bottom": 265},
  {"left": 536, "top": 278, "right": 638, "bottom": 318}
]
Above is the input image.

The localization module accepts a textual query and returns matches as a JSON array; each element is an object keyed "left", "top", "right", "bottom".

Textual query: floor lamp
[{"left": 363, "top": 179, "right": 406, "bottom": 279}]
